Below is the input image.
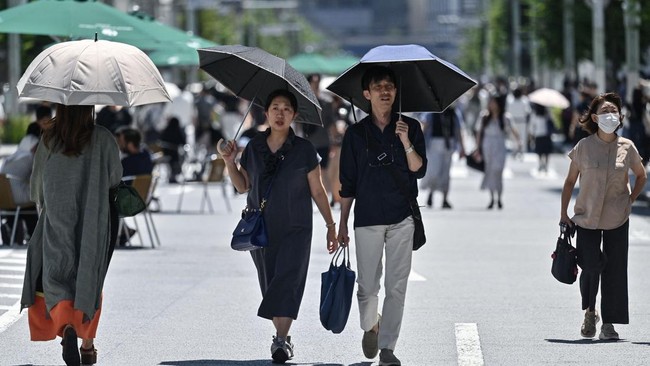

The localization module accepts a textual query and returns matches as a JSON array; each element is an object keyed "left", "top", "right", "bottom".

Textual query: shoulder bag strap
[
  {"left": 259, "top": 155, "right": 283, "bottom": 210},
  {"left": 362, "top": 123, "right": 416, "bottom": 206}
]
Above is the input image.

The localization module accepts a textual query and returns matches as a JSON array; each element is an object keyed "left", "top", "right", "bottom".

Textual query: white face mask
[{"left": 597, "top": 113, "right": 620, "bottom": 134}]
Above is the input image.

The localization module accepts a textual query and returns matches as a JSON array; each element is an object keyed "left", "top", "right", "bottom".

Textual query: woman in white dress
[{"left": 475, "top": 96, "right": 520, "bottom": 209}]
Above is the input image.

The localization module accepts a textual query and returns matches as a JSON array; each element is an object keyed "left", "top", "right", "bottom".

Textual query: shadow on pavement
[
  {"left": 632, "top": 342, "right": 650, "bottom": 346},
  {"left": 159, "top": 361, "right": 346, "bottom": 366},
  {"left": 545, "top": 338, "right": 628, "bottom": 344}
]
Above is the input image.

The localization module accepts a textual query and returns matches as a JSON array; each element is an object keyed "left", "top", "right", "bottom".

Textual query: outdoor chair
[
  {"left": 176, "top": 154, "right": 231, "bottom": 214},
  {"left": 0, "top": 174, "right": 37, "bottom": 245},
  {"left": 117, "top": 174, "right": 160, "bottom": 248}
]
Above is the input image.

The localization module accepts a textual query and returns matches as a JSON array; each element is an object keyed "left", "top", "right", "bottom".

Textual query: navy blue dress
[{"left": 240, "top": 128, "right": 319, "bottom": 320}]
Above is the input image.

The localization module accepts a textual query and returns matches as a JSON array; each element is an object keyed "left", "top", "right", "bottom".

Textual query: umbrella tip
[{"left": 94, "top": 33, "right": 98, "bottom": 42}]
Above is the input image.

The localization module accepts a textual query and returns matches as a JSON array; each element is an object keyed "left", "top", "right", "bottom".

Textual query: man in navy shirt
[
  {"left": 116, "top": 127, "right": 154, "bottom": 177},
  {"left": 337, "top": 65, "right": 426, "bottom": 366}
]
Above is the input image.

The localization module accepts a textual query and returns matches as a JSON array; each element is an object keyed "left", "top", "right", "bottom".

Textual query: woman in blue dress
[{"left": 219, "top": 89, "right": 338, "bottom": 363}]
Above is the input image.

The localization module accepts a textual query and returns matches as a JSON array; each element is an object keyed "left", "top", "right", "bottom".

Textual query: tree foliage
[{"left": 459, "top": 0, "right": 650, "bottom": 79}]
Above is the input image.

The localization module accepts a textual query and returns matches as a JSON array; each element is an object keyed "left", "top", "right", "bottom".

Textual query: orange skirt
[{"left": 28, "top": 292, "right": 102, "bottom": 341}]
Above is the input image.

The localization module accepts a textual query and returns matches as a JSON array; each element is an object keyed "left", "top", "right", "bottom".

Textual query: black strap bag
[{"left": 551, "top": 224, "right": 578, "bottom": 284}]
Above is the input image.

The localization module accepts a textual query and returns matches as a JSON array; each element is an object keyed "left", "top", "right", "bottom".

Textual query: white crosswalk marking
[
  {"left": 0, "top": 258, "right": 25, "bottom": 264},
  {"left": 0, "top": 294, "right": 20, "bottom": 299},
  {"left": 0, "top": 301, "right": 23, "bottom": 334},
  {"left": 455, "top": 323, "right": 485, "bottom": 366},
  {"left": 0, "top": 266, "right": 24, "bottom": 272},
  {"left": 0, "top": 283, "right": 22, "bottom": 289},
  {"left": 0, "top": 274, "right": 23, "bottom": 280}
]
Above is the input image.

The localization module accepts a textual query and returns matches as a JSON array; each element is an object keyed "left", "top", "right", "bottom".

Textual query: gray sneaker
[
  {"left": 379, "top": 349, "right": 401, "bottom": 366},
  {"left": 362, "top": 314, "right": 381, "bottom": 359},
  {"left": 271, "top": 336, "right": 294, "bottom": 364},
  {"left": 580, "top": 310, "right": 600, "bottom": 338},
  {"left": 599, "top": 323, "right": 620, "bottom": 340}
]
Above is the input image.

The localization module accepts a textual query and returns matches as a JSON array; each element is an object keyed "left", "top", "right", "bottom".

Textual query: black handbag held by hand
[
  {"left": 551, "top": 223, "right": 578, "bottom": 284},
  {"left": 230, "top": 156, "right": 282, "bottom": 251}
]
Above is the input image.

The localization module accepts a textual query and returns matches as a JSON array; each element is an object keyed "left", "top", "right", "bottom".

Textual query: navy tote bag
[{"left": 320, "top": 245, "right": 355, "bottom": 334}]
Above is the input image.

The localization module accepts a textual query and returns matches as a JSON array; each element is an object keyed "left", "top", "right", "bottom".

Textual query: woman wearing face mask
[{"left": 560, "top": 92, "right": 647, "bottom": 340}]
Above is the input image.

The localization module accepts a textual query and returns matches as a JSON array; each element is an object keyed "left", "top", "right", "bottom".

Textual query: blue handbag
[
  {"left": 231, "top": 207, "right": 268, "bottom": 251},
  {"left": 320, "top": 245, "right": 356, "bottom": 334},
  {"left": 230, "top": 157, "right": 281, "bottom": 251}
]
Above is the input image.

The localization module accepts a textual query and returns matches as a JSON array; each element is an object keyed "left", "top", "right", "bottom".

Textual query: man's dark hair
[
  {"left": 121, "top": 128, "right": 142, "bottom": 147},
  {"left": 35, "top": 105, "right": 52, "bottom": 120},
  {"left": 264, "top": 89, "right": 298, "bottom": 112},
  {"left": 361, "top": 65, "right": 396, "bottom": 91}
]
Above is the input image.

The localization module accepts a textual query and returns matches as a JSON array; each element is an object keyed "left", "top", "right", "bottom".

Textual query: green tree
[{"left": 461, "top": 0, "right": 650, "bottom": 81}]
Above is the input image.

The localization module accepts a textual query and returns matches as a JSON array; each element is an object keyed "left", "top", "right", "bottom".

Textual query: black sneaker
[
  {"left": 270, "top": 335, "right": 294, "bottom": 364},
  {"left": 379, "top": 349, "right": 401, "bottom": 366}
]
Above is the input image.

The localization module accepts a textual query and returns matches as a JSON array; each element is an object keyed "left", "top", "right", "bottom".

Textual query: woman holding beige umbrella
[{"left": 18, "top": 38, "right": 170, "bottom": 366}]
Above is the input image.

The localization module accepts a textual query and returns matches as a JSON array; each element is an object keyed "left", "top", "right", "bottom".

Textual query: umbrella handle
[{"left": 216, "top": 138, "right": 228, "bottom": 156}]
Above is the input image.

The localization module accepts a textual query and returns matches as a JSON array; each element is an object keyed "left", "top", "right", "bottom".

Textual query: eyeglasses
[
  {"left": 369, "top": 83, "right": 396, "bottom": 93},
  {"left": 367, "top": 144, "right": 394, "bottom": 167}
]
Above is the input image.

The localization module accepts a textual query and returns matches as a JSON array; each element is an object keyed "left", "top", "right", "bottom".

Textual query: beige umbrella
[
  {"left": 528, "top": 88, "right": 570, "bottom": 109},
  {"left": 17, "top": 38, "right": 171, "bottom": 107}
]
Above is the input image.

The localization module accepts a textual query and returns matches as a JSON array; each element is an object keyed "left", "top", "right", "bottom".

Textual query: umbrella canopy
[
  {"left": 198, "top": 45, "right": 322, "bottom": 126},
  {"left": 327, "top": 44, "right": 476, "bottom": 113},
  {"left": 528, "top": 88, "right": 570, "bottom": 109},
  {"left": 0, "top": 0, "right": 158, "bottom": 44},
  {"left": 288, "top": 53, "right": 358, "bottom": 75},
  {"left": 17, "top": 39, "right": 171, "bottom": 107}
]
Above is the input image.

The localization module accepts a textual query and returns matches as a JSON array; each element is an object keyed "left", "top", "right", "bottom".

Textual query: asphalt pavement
[{"left": 1, "top": 152, "right": 650, "bottom": 366}]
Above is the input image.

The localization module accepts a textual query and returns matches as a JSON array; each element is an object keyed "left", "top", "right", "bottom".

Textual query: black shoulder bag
[{"left": 363, "top": 123, "right": 426, "bottom": 251}]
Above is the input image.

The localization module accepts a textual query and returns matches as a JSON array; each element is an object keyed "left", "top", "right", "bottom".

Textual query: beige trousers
[{"left": 354, "top": 216, "right": 413, "bottom": 351}]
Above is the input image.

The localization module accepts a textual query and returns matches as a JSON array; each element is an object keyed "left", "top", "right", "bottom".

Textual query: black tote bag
[{"left": 551, "top": 226, "right": 578, "bottom": 284}]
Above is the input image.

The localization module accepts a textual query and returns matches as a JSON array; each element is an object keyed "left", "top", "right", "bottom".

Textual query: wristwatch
[{"left": 405, "top": 145, "right": 415, "bottom": 154}]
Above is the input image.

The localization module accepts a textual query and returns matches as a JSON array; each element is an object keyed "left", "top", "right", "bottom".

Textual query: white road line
[
  {"left": 0, "top": 283, "right": 22, "bottom": 288},
  {"left": 0, "top": 300, "right": 24, "bottom": 334},
  {"left": 408, "top": 270, "right": 426, "bottom": 282},
  {"left": 0, "top": 258, "right": 25, "bottom": 264},
  {"left": 455, "top": 323, "right": 485, "bottom": 366},
  {"left": 0, "top": 304, "right": 16, "bottom": 311},
  {"left": 0, "top": 266, "right": 24, "bottom": 272},
  {"left": 0, "top": 274, "right": 23, "bottom": 280},
  {"left": 0, "top": 294, "right": 20, "bottom": 299},
  {"left": 0, "top": 250, "right": 13, "bottom": 259}
]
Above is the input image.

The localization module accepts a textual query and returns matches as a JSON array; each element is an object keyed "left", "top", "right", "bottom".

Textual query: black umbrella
[
  {"left": 198, "top": 45, "right": 323, "bottom": 139},
  {"left": 327, "top": 44, "right": 477, "bottom": 114}
]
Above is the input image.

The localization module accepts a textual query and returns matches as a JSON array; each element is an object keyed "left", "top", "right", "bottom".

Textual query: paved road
[{"left": 1, "top": 152, "right": 650, "bottom": 365}]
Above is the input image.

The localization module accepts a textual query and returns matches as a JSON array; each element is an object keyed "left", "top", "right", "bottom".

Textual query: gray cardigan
[{"left": 21, "top": 126, "right": 122, "bottom": 321}]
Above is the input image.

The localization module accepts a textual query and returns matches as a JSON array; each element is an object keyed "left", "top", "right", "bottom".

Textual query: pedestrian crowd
[{"left": 1, "top": 41, "right": 648, "bottom": 366}]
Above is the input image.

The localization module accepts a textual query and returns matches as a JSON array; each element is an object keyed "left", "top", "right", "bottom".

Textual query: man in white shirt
[{"left": 0, "top": 135, "right": 39, "bottom": 244}]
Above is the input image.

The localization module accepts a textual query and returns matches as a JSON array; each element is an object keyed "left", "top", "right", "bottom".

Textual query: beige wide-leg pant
[{"left": 354, "top": 216, "right": 413, "bottom": 351}]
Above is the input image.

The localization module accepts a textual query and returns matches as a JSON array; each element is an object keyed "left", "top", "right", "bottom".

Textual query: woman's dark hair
[
  {"left": 578, "top": 92, "right": 623, "bottom": 134},
  {"left": 264, "top": 89, "right": 298, "bottom": 112},
  {"left": 361, "top": 65, "right": 396, "bottom": 91},
  {"left": 42, "top": 104, "right": 94, "bottom": 156},
  {"left": 481, "top": 96, "right": 505, "bottom": 131}
]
